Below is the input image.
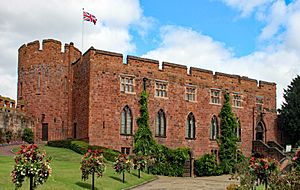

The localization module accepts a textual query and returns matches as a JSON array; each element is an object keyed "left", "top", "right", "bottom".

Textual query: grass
[{"left": 0, "top": 145, "right": 156, "bottom": 190}]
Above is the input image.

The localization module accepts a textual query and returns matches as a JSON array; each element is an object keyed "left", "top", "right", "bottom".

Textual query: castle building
[{"left": 17, "top": 39, "right": 280, "bottom": 157}]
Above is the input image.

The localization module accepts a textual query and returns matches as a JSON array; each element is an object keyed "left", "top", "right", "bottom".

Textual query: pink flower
[{"left": 292, "top": 156, "right": 297, "bottom": 161}]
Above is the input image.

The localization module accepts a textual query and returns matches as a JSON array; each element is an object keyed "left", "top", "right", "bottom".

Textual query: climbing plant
[
  {"left": 133, "top": 91, "right": 155, "bottom": 156},
  {"left": 218, "top": 93, "right": 238, "bottom": 174}
]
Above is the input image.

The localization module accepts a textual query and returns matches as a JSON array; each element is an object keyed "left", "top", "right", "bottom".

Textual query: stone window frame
[
  {"left": 185, "top": 84, "right": 197, "bottom": 102},
  {"left": 210, "top": 115, "right": 219, "bottom": 140},
  {"left": 256, "top": 96, "right": 264, "bottom": 111},
  {"left": 233, "top": 92, "right": 243, "bottom": 108},
  {"left": 155, "top": 109, "right": 166, "bottom": 138},
  {"left": 120, "top": 106, "right": 133, "bottom": 135},
  {"left": 210, "top": 88, "right": 221, "bottom": 105},
  {"left": 155, "top": 80, "right": 168, "bottom": 98},
  {"left": 120, "top": 74, "right": 135, "bottom": 94},
  {"left": 121, "top": 147, "right": 130, "bottom": 155},
  {"left": 186, "top": 112, "right": 196, "bottom": 139}
]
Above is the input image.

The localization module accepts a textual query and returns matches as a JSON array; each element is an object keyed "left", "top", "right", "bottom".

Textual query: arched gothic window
[
  {"left": 156, "top": 109, "right": 166, "bottom": 137},
  {"left": 186, "top": 112, "right": 196, "bottom": 139},
  {"left": 121, "top": 106, "right": 132, "bottom": 135},
  {"left": 210, "top": 115, "right": 218, "bottom": 140}
]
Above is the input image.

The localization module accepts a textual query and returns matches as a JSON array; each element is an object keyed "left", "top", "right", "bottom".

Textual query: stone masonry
[{"left": 18, "top": 39, "right": 279, "bottom": 157}]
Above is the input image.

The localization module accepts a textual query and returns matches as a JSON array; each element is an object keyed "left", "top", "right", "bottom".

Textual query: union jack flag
[{"left": 83, "top": 11, "right": 97, "bottom": 25}]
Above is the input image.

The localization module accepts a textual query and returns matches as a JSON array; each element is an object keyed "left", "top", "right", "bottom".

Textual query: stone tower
[{"left": 17, "top": 39, "right": 81, "bottom": 141}]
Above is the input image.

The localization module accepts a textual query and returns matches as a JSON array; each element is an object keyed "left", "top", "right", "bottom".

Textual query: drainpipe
[
  {"left": 253, "top": 107, "right": 255, "bottom": 141},
  {"left": 143, "top": 78, "right": 148, "bottom": 91}
]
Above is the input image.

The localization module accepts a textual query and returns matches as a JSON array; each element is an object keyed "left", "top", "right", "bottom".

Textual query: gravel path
[
  {"left": 130, "top": 175, "right": 237, "bottom": 190},
  {"left": 0, "top": 144, "right": 20, "bottom": 156}
]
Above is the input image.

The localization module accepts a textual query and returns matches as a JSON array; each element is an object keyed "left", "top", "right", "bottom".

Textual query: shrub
[
  {"left": 194, "top": 154, "right": 221, "bottom": 176},
  {"left": 269, "top": 170, "right": 300, "bottom": 190},
  {"left": 292, "top": 148, "right": 300, "bottom": 171},
  {"left": 5, "top": 130, "right": 12, "bottom": 143},
  {"left": 150, "top": 145, "right": 189, "bottom": 176},
  {"left": 47, "top": 140, "right": 120, "bottom": 162},
  {"left": 226, "top": 183, "right": 239, "bottom": 190},
  {"left": 22, "top": 128, "right": 34, "bottom": 144},
  {"left": 47, "top": 140, "right": 71, "bottom": 148},
  {"left": 0, "top": 130, "right": 4, "bottom": 144}
]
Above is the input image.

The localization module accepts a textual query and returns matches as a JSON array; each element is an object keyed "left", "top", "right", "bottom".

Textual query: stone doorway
[
  {"left": 42, "top": 123, "right": 48, "bottom": 141},
  {"left": 255, "top": 121, "right": 264, "bottom": 141}
]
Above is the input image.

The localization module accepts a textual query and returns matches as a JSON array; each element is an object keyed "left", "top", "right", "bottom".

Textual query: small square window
[
  {"left": 210, "top": 89, "right": 221, "bottom": 104},
  {"left": 185, "top": 86, "right": 196, "bottom": 101},
  {"left": 155, "top": 81, "right": 168, "bottom": 98},
  {"left": 121, "top": 147, "right": 130, "bottom": 155},
  {"left": 120, "top": 76, "right": 135, "bottom": 93},
  {"left": 233, "top": 93, "right": 242, "bottom": 108}
]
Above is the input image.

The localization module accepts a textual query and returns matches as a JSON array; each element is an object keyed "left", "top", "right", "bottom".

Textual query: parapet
[
  {"left": 127, "top": 56, "right": 159, "bottom": 70},
  {"left": 162, "top": 61, "right": 187, "bottom": 75},
  {"left": 18, "top": 39, "right": 78, "bottom": 55}
]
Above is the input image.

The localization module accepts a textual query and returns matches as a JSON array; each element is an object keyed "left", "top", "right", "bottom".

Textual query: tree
[
  {"left": 219, "top": 93, "right": 238, "bottom": 174},
  {"left": 11, "top": 144, "right": 52, "bottom": 190},
  {"left": 133, "top": 91, "right": 155, "bottom": 156},
  {"left": 22, "top": 128, "right": 34, "bottom": 144},
  {"left": 278, "top": 75, "right": 300, "bottom": 145},
  {"left": 80, "top": 149, "right": 105, "bottom": 190}
]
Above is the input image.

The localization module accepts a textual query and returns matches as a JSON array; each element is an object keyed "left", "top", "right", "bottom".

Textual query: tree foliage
[
  {"left": 278, "top": 75, "right": 300, "bottom": 145},
  {"left": 22, "top": 128, "right": 34, "bottom": 144},
  {"left": 219, "top": 93, "right": 238, "bottom": 174},
  {"left": 133, "top": 91, "right": 155, "bottom": 156}
]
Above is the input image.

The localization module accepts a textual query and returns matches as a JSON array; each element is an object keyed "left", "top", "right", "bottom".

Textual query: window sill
[
  {"left": 185, "top": 137, "right": 196, "bottom": 140},
  {"left": 120, "top": 91, "right": 136, "bottom": 95},
  {"left": 154, "top": 96, "right": 169, "bottom": 99},
  {"left": 185, "top": 99, "right": 197, "bottom": 103},
  {"left": 120, "top": 133, "right": 133, "bottom": 136},
  {"left": 155, "top": 135, "right": 166, "bottom": 138},
  {"left": 233, "top": 106, "right": 243, "bottom": 109},
  {"left": 209, "top": 102, "right": 221, "bottom": 106}
]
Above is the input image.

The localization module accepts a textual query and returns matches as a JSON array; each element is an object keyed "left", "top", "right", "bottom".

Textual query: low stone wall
[{"left": 0, "top": 109, "right": 34, "bottom": 143}]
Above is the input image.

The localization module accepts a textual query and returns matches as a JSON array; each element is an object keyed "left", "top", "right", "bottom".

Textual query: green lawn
[{"left": 0, "top": 145, "right": 156, "bottom": 190}]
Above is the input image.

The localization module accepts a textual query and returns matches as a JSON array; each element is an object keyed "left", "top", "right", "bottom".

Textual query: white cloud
[
  {"left": 259, "top": 0, "right": 287, "bottom": 40},
  {"left": 143, "top": 26, "right": 232, "bottom": 70},
  {"left": 142, "top": 22, "right": 300, "bottom": 109},
  {"left": 0, "top": 0, "right": 152, "bottom": 100},
  {"left": 221, "top": 0, "right": 271, "bottom": 17}
]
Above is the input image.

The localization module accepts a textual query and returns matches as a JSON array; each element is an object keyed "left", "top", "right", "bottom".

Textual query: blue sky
[
  {"left": 137, "top": 0, "right": 263, "bottom": 57},
  {"left": 0, "top": 0, "right": 300, "bottom": 109}
]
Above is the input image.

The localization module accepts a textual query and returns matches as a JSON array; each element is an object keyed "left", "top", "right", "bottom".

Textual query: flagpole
[{"left": 82, "top": 8, "right": 84, "bottom": 54}]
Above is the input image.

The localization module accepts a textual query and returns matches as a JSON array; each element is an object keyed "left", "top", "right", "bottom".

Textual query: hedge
[
  {"left": 47, "top": 140, "right": 120, "bottom": 162},
  {"left": 150, "top": 144, "right": 190, "bottom": 176}
]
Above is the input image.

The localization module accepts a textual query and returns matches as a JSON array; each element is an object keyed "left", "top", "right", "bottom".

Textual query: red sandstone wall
[
  {"left": 18, "top": 39, "right": 278, "bottom": 158},
  {"left": 17, "top": 39, "right": 80, "bottom": 141},
  {"left": 71, "top": 50, "right": 91, "bottom": 140},
  {"left": 83, "top": 48, "right": 277, "bottom": 157}
]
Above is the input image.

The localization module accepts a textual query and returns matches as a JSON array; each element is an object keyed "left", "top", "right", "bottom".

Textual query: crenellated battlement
[
  {"left": 18, "top": 39, "right": 81, "bottom": 56},
  {"left": 20, "top": 39, "right": 276, "bottom": 93},
  {"left": 82, "top": 45, "right": 276, "bottom": 90}
]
